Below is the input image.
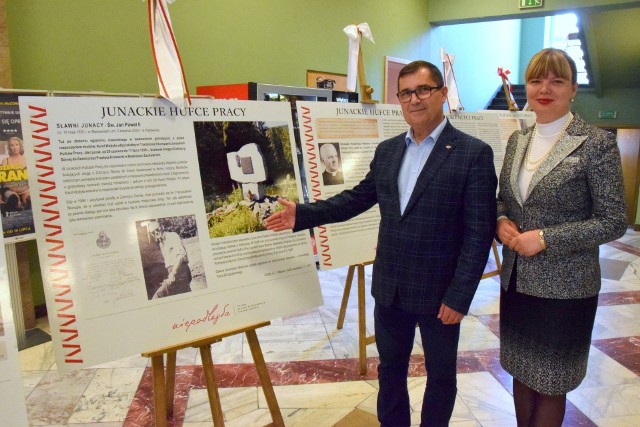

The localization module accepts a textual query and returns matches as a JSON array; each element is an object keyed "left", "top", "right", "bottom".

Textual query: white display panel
[
  {"left": 19, "top": 96, "right": 322, "bottom": 371},
  {"left": 447, "top": 110, "right": 536, "bottom": 177},
  {"left": 296, "top": 104, "right": 535, "bottom": 270},
  {"left": 296, "top": 101, "right": 408, "bottom": 270}
]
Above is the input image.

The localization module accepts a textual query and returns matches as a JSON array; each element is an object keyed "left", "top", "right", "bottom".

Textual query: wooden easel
[
  {"left": 499, "top": 68, "right": 518, "bottom": 112},
  {"left": 336, "top": 242, "right": 502, "bottom": 377},
  {"left": 355, "top": 31, "right": 378, "bottom": 104},
  {"left": 141, "top": 321, "right": 284, "bottom": 427},
  {"left": 332, "top": 29, "right": 378, "bottom": 375},
  {"left": 480, "top": 70, "right": 522, "bottom": 279},
  {"left": 481, "top": 242, "right": 502, "bottom": 279},
  {"left": 336, "top": 261, "right": 375, "bottom": 375}
]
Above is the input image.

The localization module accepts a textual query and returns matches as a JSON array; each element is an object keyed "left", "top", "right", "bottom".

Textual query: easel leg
[
  {"left": 492, "top": 240, "right": 502, "bottom": 270},
  {"left": 142, "top": 322, "right": 273, "bottom": 427},
  {"left": 246, "top": 329, "right": 285, "bottom": 427},
  {"left": 337, "top": 265, "right": 355, "bottom": 330},
  {"left": 165, "top": 351, "right": 176, "bottom": 418},
  {"left": 199, "top": 345, "right": 225, "bottom": 427},
  {"left": 481, "top": 240, "right": 502, "bottom": 280},
  {"left": 357, "top": 264, "right": 367, "bottom": 375},
  {"left": 6, "top": 243, "right": 26, "bottom": 349},
  {"left": 337, "top": 263, "right": 374, "bottom": 374},
  {"left": 150, "top": 355, "right": 167, "bottom": 427}
]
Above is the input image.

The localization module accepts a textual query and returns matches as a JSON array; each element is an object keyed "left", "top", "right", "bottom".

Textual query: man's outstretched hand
[{"left": 265, "top": 198, "right": 297, "bottom": 231}]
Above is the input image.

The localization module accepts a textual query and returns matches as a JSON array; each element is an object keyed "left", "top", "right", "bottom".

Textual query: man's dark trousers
[{"left": 375, "top": 301, "right": 460, "bottom": 427}]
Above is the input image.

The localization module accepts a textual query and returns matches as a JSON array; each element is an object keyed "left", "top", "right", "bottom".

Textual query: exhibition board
[
  {"left": 18, "top": 96, "right": 322, "bottom": 371},
  {"left": 296, "top": 104, "right": 535, "bottom": 270},
  {"left": 297, "top": 101, "right": 408, "bottom": 269},
  {"left": 447, "top": 110, "right": 536, "bottom": 178}
]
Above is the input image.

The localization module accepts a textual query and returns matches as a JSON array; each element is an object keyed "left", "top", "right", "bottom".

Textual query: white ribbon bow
[
  {"left": 441, "top": 49, "right": 463, "bottom": 112},
  {"left": 343, "top": 23, "right": 375, "bottom": 92},
  {"left": 148, "top": 0, "right": 191, "bottom": 108}
]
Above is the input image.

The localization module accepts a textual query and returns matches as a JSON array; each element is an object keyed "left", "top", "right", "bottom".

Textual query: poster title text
[{"left": 100, "top": 106, "right": 246, "bottom": 119}]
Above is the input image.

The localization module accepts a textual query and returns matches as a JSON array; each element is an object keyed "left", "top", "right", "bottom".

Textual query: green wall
[
  {"left": 428, "top": 0, "right": 640, "bottom": 24},
  {"left": 6, "top": 0, "right": 432, "bottom": 101},
  {"left": 6, "top": 0, "right": 434, "bottom": 309},
  {"left": 574, "top": 88, "right": 640, "bottom": 129},
  {"left": 6, "top": 0, "right": 640, "bottom": 310},
  {"left": 6, "top": 0, "right": 640, "bottom": 306},
  {"left": 427, "top": 0, "right": 640, "bottom": 128},
  {"left": 8, "top": 0, "right": 638, "bottom": 124}
]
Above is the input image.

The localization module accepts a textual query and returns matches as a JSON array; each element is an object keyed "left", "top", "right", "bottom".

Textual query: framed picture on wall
[
  {"left": 384, "top": 56, "right": 411, "bottom": 104},
  {"left": 306, "top": 70, "right": 348, "bottom": 91}
]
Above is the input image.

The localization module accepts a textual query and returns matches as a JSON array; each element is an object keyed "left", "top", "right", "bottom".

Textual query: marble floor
[{"left": 18, "top": 230, "right": 640, "bottom": 426}]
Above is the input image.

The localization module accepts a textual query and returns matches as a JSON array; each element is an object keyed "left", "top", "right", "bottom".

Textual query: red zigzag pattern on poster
[
  {"left": 301, "top": 106, "right": 332, "bottom": 267},
  {"left": 29, "top": 104, "right": 83, "bottom": 364}
]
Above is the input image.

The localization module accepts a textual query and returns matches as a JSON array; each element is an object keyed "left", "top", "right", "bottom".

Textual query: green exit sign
[
  {"left": 598, "top": 110, "right": 617, "bottom": 119},
  {"left": 520, "top": 0, "right": 543, "bottom": 9}
]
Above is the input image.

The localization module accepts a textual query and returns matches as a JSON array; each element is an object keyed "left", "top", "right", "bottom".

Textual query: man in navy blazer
[{"left": 266, "top": 60, "right": 497, "bottom": 426}]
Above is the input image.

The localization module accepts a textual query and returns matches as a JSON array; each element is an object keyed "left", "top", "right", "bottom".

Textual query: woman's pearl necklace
[{"left": 524, "top": 112, "right": 573, "bottom": 172}]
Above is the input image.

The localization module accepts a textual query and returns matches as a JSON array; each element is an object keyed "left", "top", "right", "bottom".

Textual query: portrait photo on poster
[
  {"left": 319, "top": 142, "right": 344, "bottom": 186},
  {"left": 193, "top": 120, "right": 299, "bottom": 238},
  {"left": 136, "top": 215, "right": 207, "bottom": 300}
]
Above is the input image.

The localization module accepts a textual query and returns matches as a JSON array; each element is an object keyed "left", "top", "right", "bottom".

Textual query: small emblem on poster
[{"left": 96, "top": 231, "right": 111, "bottom": 249}]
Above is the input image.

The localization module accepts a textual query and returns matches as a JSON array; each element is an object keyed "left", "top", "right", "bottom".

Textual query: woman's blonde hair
[{"left": 525, "top": 48, "right": 578, "bottom": 85}]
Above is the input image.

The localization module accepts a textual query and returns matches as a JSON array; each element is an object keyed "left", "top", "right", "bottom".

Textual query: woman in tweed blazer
[{"left": 496, "top": 48, "right": 627, "bottom": 426}]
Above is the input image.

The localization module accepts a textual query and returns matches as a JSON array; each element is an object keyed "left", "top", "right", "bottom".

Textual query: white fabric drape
[
  {"left": 343, "top": 23, "right": 375, "bottom": 92},
  {"left": 441, "top": 49, "right": 464, "bottom": 112},
  {"left": 148, "top": 0, "right": 191, "bottom": 108}
]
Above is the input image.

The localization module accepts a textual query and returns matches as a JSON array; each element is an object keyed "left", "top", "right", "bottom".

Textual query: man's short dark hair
[{"left": 398, "top": 60, "right": 444, "bottom": 90}]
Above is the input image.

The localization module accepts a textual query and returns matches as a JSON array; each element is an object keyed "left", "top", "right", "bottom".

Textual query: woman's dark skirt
[{"left": 500, "top": 264, "right": 598, "bottom": 395}]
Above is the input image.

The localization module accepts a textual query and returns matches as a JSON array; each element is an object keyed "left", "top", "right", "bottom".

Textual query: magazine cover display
[{"left": 0, "top": 92, "right": 37, "bottom": 243}]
